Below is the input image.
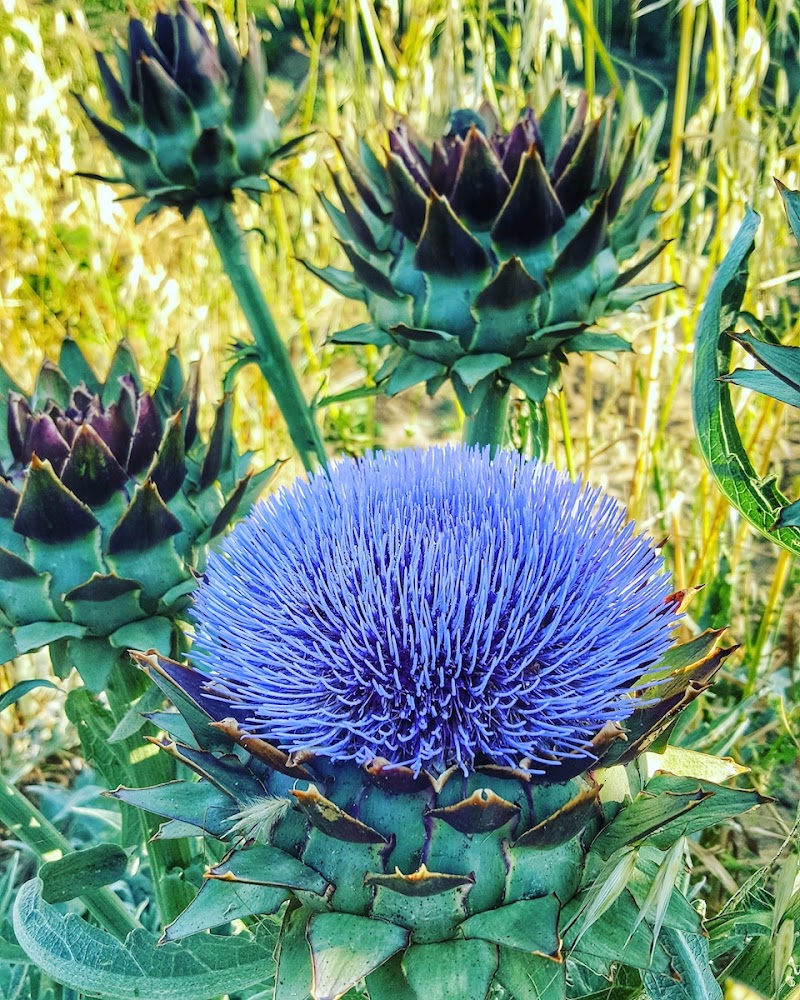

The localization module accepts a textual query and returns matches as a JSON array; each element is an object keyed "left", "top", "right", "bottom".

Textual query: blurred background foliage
[{"left": 4, "top": 0, "right": 800, "bottom": 995}]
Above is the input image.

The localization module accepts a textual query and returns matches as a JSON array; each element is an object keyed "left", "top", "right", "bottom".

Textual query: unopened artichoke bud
[
  {"left": 115, "top": 447, "right": 764, "bottom": 999},
  {"left": 307, "top": 91, "right": 673, "bottom": 415},
  {"left": 0, "top": 338, "right": 274, "bottom": 690},
  {"left": 78, "top": 0, "right": 286, "bottom": 219}
]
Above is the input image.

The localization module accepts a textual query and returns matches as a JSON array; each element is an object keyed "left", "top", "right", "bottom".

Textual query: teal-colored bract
[{"left": 77, "top": 0, "right": 283, "bottom": 220}]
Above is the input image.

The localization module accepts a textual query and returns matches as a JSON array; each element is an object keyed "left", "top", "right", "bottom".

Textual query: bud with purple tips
[
  {"left": 307, "top": 92, "right": 673, "bottom": 449},
  {"left": 0, "top": 338, "right": 273, "bottom": 689},
  {"left": 77, "top": 0, "right": 283, "bottom": 219}
]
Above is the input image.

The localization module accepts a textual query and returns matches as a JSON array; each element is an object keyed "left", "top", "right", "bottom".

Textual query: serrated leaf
[
  {"left": 692, "top": 208, "right": 800, "bottom": 554},
  {"left": 13, "top": 878, "right": 277, "bottom": 999}
]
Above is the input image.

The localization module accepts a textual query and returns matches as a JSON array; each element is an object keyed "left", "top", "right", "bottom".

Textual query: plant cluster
[{"left": 1, "top": 2, "right": 799, "bottom": 1000}]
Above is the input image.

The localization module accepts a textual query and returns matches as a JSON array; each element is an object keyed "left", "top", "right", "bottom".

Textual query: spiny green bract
[
  {"left": 116, "top": 635, "right": 764, "bottom": 1000},
  {"left": 78, "top": 0, "right": 287, "bottom": 220},
  {"left": 306, "top": 89, "right": 673, "bottom": 416},
  {"left": 0, "top": 339, "right": 273, "bottom": 690}
]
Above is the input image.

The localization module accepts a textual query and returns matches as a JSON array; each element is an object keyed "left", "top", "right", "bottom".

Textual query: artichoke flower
[
  {"left": 0, "top": 338, "right": 272, "bottom": 690},
  {"left": 307, "top": 95, "right": 672, "bottom": 436},
  {"left": 116, "top": 447, "right": 762, "bottom": 999},
  {"left": 78, "top": 0, "right": 284, "bottom": 219}
]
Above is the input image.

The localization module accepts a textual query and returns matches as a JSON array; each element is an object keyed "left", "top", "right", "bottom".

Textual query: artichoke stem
[
  {"left": 0, "top": 773, "right": 139, "bottom": 939},
  {"left": 106, "top": 666, "right": 195, "bottom": 925},
  {"left": 462, "top": 378, "right": 511, "bottom": 454},
  {"left": 202, "top": 199, "right": 328, "bottom": 473}
]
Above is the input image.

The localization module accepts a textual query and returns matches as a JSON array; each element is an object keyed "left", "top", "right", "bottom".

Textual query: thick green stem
[
  {"left": 105, "top": 667, "right": 194, "bottom": 926},
  {"left": 202, "top": 199, "right": 328, "bottom": 473},
  {"left": 527, "top": 399, "right": 550, "bottom": 462},
  {"left": 0, "top": 773, "right": 139, "bottom": 939},
  {"left": 462, "top": 379, "right": 511, "bottom": 453}
]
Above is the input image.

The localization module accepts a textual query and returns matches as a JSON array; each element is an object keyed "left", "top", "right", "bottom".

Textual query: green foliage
[
  {"left": 78, "top": 0, "right": 283, "bottom": 219},
  {"left": 12, "top": 878, "right": 278, "bottom": 999},
  {"left": 4, "top": 0, "right": 800, "bottom": 996},
  {"left": 692, "top": 202, "right": 800, "bottom": 554}
]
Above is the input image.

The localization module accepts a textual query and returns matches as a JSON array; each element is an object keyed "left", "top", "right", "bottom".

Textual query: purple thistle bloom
[{"left": 191, "top": 446, "right": 677, "bottom": 775}]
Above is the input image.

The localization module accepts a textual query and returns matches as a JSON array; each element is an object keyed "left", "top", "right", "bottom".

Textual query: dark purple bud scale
[{"left": 385, "top": 98, "right": 613, "bottom": 243}]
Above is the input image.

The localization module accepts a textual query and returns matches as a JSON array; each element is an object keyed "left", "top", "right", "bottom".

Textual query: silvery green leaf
[
  {"left": 642, "top": 928, "right": 722, "bottom": 999},
  {"left": 13, "top": 878, "right": 276, "bottom": 999}
]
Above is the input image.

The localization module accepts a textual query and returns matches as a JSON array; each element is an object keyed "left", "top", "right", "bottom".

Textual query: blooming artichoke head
[
  {"left": 117, "top": 446, "right": 764, "bottom": 998},
  {"left": 0, "top": 338, "right": 272, "bottom": 690},
  {"left": 193, "top": 447, "right": 677, "bottom": 774},
  {"left": 308, "top": 91, "right": 672, "bottom": 414},
  {"left": 78, "top": 0, "right": 283, "bottom": 219}
]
